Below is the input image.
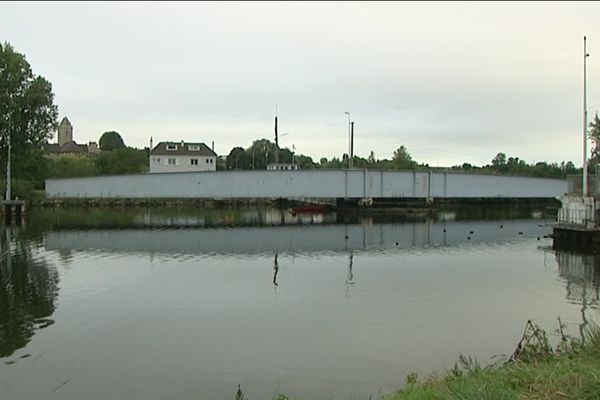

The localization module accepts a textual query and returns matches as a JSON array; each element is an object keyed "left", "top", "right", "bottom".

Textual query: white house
[{"left": 149, "top": 141, "right": 217, "bottom": 173}]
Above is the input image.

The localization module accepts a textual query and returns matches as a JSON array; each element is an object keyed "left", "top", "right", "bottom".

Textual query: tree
[
  {"left": 392, "top": 146, "right": 417, "bottom": 169},
  {"left": 589, "top": 113, "right": 600, "bottom": 168},
  {"left": 98, "top": 131, "right": 125, "bottom": 151},
  {"left": 0, "top": 42, "right": 58, "bottom": 181},
  {"left": 293, "top": 154, "right": 317, "bottom": 169},
  {"left": 95, "top": 147, "right": 148, "bottom": 175},
  {"left": 48, "top": 154, "right": 97, "bottom": 178},
  {"left": 246, "top": 139, "right": 278, "bottom": 169},
  {"left": 491, "top": 152, "right": 507, "bottom": 169},
  {"left": 226, "top": 147, "right": 248, "bottom": 170}
]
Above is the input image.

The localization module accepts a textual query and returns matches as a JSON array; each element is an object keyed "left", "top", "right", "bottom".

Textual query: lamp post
[
  {"left": 583, "top": 36, "right": 590, "bottom": 196},
  {"left": 344, "top": 111, "right": 351, "bottom": 169}
]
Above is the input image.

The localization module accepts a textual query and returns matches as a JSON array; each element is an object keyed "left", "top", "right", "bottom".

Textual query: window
[
  {"left": 166, "top": 144, "right": 177, "bottom": 151},
  {"left": 168, "top": 158, "right": 176, "bottom": 165},
  {"left": 206, "top": 159, "right": 210, "bottom": 164},
  {"left": 191, "top": 159, "right": 198, "bottom": 165},
  {"left": 153, "top": 157, "right": 160, "bottom": 164},
  {"left": 188, "top": 145, "right": 200, "bottom": 151},
  {"left": 209, "top": 159, "right": 213, "bottom": 163}
]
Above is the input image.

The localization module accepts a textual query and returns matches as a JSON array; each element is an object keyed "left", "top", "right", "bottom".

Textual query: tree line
[{"left": 222, "top": 139, "right": 581, "bottom": 180}]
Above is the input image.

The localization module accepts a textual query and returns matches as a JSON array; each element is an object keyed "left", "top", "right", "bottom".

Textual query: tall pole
[
  {"left": 350, "top": 121, "right": 354, "bottom": 169},
  {"left": 274, "top": 105, "right": 279, "bottom": 164},
  {"left": 583, "top": 36, "right": 590, "bottom": 196},
  {"left": 345, "top": 111, "right": 351, "bottom": 169},
  {"left": 5, "top": 115, "right": 10, "bottom": 202}
]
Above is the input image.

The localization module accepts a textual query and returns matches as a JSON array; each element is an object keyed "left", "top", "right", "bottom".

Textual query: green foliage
[
  {"left": 491, "top": 152, "right": 507, "bottom": 168},
  {"left": 0, "top": 42, "right": 58, "bottom": 183},
  {"left": 225, "top": 139, "right": 314, "bottom": 170},
  {"left": 11, "top": 147, "right": 50, "bottom": 188},
  {"left": 0, "top": 178, "right": 35, "bottom": 200},
  {"left": 246, "top": 138, "right": 278, "bottom": 169},
  {"left": 95, "top": 147, "right": 148, "bottom": 175},
  {"left": 293, "top": 154, "right": 317, "bottom": 169},
  {"left": 589, "top": 113, "right": 600, "bottom": 170},
  {"left": 216, "top": 155, "right": 227, "bottom": 171},
  {"left": 48, "top": 154, "right": 97, "bottom": 178},
  {"left": 226, "top": 147, "right": 250, "bottom": 170},
  {"left": 393, "top": 146, "right": 418, "bottom": 170},
  {"left": 98, "top": 131, "right": 125, "bottom": 151},
  {"left": 388, "top": 322, "right": 600, "bottom": 400}
]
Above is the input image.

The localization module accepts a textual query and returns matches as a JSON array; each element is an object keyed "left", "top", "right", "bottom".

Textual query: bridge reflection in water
[{"left": 44, "top": 218, "right": 550, "bottom": 255}]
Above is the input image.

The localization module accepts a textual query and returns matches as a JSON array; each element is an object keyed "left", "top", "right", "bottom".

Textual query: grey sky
[{"left": 2, "top": 1, "right": 599, "bottom": 166}]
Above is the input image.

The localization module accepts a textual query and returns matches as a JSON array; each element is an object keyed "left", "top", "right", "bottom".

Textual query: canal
[{"left": 0, "top": 207, "right": 598, "bottom": 399}]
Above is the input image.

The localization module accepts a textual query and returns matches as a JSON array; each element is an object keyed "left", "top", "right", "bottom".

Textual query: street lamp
[{"left": 583, "top": 36, "right": 590, "bottom": 196}]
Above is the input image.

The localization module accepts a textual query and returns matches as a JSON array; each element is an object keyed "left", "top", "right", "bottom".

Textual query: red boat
[{"left": 290, "top": 204, "right": 328, "bottom": 214}]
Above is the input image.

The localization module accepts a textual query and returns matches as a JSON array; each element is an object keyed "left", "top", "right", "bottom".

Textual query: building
[
  {"left": 149, "top": 141, "right": 217, "bottom": 173},
  {"left": 266, "top": 163, "right": 299, "bottom": 171},
  {"left": 44, "top": 117, "right": 100, "bottom": 157}
]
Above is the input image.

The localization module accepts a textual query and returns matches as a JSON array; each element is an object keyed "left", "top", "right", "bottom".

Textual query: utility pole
[
  {"left": 350, "top": 121, "right": 354, "bottom": 169},
  {"left": 274, "top": 104, "right": 279, "bottom": 165},
  {"left": 583, "top": 36, "right": 590, "bottom": 196}
]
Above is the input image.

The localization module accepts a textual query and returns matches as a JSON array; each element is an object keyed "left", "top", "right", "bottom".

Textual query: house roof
[
  {"left": 59, "top": 141, "right": 88, "bottom": 153},
  {"left": 151, "top": 141, "right": 216, "bottom": 157},
  {"left": 44, "top": 143, "right": 60, "bottom": 154},
  {"left": 59, "top": 117, "right": 72, "bottom": 127}
]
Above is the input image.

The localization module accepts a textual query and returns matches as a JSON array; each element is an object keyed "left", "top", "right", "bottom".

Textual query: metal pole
[
  {"left": 583, "top": 36, "right": 590, "bottom": 196},
  {"left": 5, "top": 115, "right": 10, "bottom": 202},
  {"left": 274, "top": 114, "right": 279, "bottom": 164},
  {"left": 350, "top": 121, "right": 354, "bottom": 169}
]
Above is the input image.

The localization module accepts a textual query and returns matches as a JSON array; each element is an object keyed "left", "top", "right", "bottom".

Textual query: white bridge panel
[{"left": 45, "top": 170, "right": 567, "bottom": 199}]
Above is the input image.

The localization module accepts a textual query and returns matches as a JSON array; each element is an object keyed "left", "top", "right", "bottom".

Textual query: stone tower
[{"left": 58, "top": 117, "right": 73, "bottom": 147}]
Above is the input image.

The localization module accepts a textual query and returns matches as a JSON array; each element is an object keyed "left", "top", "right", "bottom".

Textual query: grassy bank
[{"left": 388, "top": 321, "right": 600, "bottom": 400}]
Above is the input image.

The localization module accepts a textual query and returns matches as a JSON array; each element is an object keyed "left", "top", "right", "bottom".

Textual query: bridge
[{"left": 45, "top": 170, "right": 567, "bottom": 200}]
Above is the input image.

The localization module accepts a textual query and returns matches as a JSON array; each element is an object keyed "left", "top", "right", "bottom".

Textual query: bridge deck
[{"left": 45, "top": 170, "right": 567, "bottom": 200}]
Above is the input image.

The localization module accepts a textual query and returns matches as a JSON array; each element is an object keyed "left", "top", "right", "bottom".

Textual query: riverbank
[{"left": 387, "top": 321, "right": 600, "bottom": 400}]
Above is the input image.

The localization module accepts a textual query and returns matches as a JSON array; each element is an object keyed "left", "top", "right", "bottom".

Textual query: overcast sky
[{"left": 2, "top": 1, "right": 599, "bottom": 166}]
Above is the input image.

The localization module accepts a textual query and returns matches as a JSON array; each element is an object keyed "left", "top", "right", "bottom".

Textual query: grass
[{"left": 386, "top": 320, "right": 600, "bottom": 400}]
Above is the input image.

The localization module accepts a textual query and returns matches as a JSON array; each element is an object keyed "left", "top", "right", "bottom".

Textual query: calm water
[{"left": 0, "top": 208, "right": 598, "bottom": 400}]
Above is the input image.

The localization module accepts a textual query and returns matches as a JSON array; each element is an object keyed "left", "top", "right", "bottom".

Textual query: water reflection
[
  {"left": 0, "top": 227, "right": 59, "bottom": 359},
  {"left": 43, "top": 218, "right": 551, "bottom": 256},
  {"left": 345, "top": 252, "right": 355, "bottom": 298},
  {"left": 273, "top": 252, "right": 279, "bottom": 288},
  {"left": 554, "top": 250, "right": 600, "bottom": 337}
]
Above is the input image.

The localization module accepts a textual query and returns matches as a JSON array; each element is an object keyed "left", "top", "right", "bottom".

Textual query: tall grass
[{"left": 388, "top": 320, "right": 600, "bottom": 400}]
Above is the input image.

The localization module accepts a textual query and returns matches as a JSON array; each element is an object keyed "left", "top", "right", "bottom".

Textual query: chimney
[
  {"left": 212, "top": 141, "right": 214, "bottom": 152},
  {"left": 150, "top": 136, "right": 153, "bottom": 150}
]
